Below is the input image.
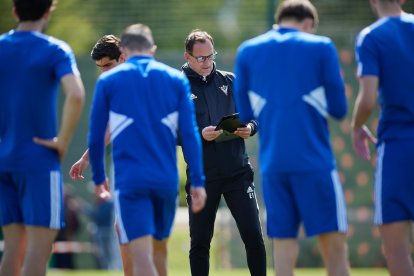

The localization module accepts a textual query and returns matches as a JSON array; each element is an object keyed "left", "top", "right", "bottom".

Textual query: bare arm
[
  {"left": 58, "top": 74, "right": 85, "bottom": 155},
  {"left": 69, "top": 127, "right": 111, "bottom": 180},
  {"left": 351, "top": 76, "right": 378, "bottom": 160},
  {"left": 34, "top": 74, "right": 85, "bottom": 162},
  {"left": 69, "top": 148, "right": 90, "bottom": 180}
]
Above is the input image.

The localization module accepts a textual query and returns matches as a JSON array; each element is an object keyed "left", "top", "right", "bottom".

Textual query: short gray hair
[{"left": 120, "top": 24, "right": 154, "bottom": 51}]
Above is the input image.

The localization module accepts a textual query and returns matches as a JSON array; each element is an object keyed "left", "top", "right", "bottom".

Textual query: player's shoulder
[
  {"left": 95, "top": 61, "right": 128, "bottom": 84},
  {"left": 236, "top": 31, "right": 276, "bottom": 61},
  {"left": 238, "top": 29, "right": 333, "bottom": 54},
  {"left": 0, "top": 30, "right": 74, "bottom": 59},
  {"left": 356, "top": 17, "right": 391, "bottom": 47},
  {"left": 238, "top": 30, "right": 275, "bottom": 51},
  {"left": 152, "top": 59, "right": 183, "bottom": 76},
  {"left": 27, "top": 32, "right": 74, "bottom": 55},
  {"left": 216, "top": 69, "right": 235, "bottom": 80},
  {"left": 301, "top": 32, "right": 332, "bottom": 45},
  {"left": 104, "top": 58, "right": 186, "bottom": 83},
  {"left": 46, "top": 36, "right": 72, "bottom": 52},
  {"left": 0, "top": 30, "right": 11, "bottom": 42},
  {"left": 357, "top": 14, "right": 414, "bottom": 48},
  {"left": 150, "top": 59, "right": 189, "bottom": 86},
  {"left": 306, "top": 34, "right": 338, "bottom": 56},
  {"left": 401, "top": 12, "right": 414, "bottom": 23}
]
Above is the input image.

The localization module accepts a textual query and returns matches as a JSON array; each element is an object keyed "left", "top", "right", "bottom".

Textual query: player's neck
[
  {"left": 16, "top": 20, "right": 46, "bottom": 32},
  {"left": 278, "top": 21, "right": 302, "bottom": 31},
  {"left": 377, "top": 3, "right": 403, "bottom": 18},
  {"left": 278, "top": 18, "right": 314, "bottom": 33},
  {"left": 123, "top": 48, "right": 155, "bottom": 60}
]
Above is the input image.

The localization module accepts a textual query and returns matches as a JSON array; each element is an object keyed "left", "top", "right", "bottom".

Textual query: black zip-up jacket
[{"left": 182, "top": 63, "right": 258, "bottom": 182}]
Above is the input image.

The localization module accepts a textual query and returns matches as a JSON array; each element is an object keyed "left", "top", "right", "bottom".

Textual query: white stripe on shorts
[
  {"left": 331, "top": 169, "right": 348, "bottom": 232},
  {"left": 374, "top": 142, "right": 385, "bottom": 225},
  {"left": 114, "top": 190, "right": 128, "bottom": 243},
  {"left": 49, "top": 170, "right": 61, "bottom": 229}
]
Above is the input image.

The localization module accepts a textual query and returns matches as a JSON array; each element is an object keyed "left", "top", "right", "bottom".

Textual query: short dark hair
[
  {"left": 120, "top": 24, "right": 154, "bottom": 52},
  {"left": 13, "top": 0, "right": 55, "bottom": 21},
  {"left": 275, "top": 0, "right": 319, "bottom": 28},
  {"left": 184, "top": 29, "right": 214, "bottom": 54},
  {"left": 91, "top": 35, "right": 122, "bottom": 61}
]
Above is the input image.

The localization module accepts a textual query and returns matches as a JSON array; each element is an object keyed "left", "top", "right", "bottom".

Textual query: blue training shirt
[
  {"left": 356, "top": 13, "right": 414, "bottom": 143},
  {"left": 88, "top": 56, "right": 205, "bottom": 191},
  {"left": 0, "top": 30, "right": 79, "bottom": 172},
  {"left": 234, "top": 28, "right": 347, "bottom": 176}
]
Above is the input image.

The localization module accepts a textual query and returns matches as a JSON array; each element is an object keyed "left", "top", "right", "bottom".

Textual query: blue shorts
[
  {"left": 263, "top": 169, "right": 347, "bottom": 238},
  {"left": 374, "top": 140, "right": 414, "bottom": 225},
  {"left": 0, "top": 170, "right": 63, "bottom": 229},
  {"left": 114, "top": 187, "right": 178, "bottom": 244}
]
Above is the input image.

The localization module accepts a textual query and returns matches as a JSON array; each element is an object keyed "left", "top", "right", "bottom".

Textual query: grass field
[
  {"left": 48, "top": 268, "right": 389, "bottom": 276},
  {"left": 47, "top": 210, "right": 391, "bottom": 275}
]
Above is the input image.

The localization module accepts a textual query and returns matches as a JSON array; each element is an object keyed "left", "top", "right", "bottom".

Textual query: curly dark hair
[{"left": 91, "top": 35, "right": 122, "bottom": 61}]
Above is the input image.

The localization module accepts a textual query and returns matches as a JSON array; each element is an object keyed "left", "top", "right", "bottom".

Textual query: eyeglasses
[{"left": 189, "top": 51, "right": 218, "bottom": 63}]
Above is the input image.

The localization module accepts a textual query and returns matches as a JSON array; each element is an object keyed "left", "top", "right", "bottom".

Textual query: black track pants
[{"left": 186, "top": 170, "right": 267, "bottom": 276}]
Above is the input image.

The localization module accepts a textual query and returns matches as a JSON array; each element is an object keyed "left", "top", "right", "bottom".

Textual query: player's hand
[
  {"left": 234, "top": 124, "right": 251, "bottom": 139},
  {"left": 190, "top": 187, "right": 207, "bottom": 213},
  {"left": 202, "top": 126, "right": 223, "bottom": 141},
  {"left": 94, "top": 179, "right": 111, "bottom": 201},
  {"left": 69, "top": 158, "right": 89, "bottom": 180},
  {"left": 352, "top": 125, "right": 377, "bottom": 160},
  {"left": 33, "top": 136, "right": 67, "bottom": 162}
]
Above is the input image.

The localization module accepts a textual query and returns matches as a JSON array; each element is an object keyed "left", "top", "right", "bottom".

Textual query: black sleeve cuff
[{"left": 248, "top": 120, "right": 258, "bottom": 136}]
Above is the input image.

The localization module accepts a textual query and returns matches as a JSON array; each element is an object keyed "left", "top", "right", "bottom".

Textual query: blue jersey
[
  {"left": 356, "top": 13, "right": 414, "bottom": 143},
  {"left": 0, "top": 30, "right": 79, "bottom": 172},
  {"left": 234, "top": 28, "right": 346, "bottom": 176},
  {"left": 88, "top": 56, "right": 205, "bottom": 191}
]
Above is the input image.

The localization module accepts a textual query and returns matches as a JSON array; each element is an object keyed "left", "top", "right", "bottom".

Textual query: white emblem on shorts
[
  {"left": 220, "top": 85, "right": 228, "bottom": 96},
  {"left": 246, "top": 186, "right": 254, "bottom": 199}
]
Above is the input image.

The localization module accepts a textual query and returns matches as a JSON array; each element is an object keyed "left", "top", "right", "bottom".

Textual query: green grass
[
  {"left": 48, "top": 268, "right": 389, "bottom": 276},
  {"left": 49, "top": 222, "right": 388, "bottom": 275},
  {"left": 47, "top": 215, "right": 390, "bottom": 275}
]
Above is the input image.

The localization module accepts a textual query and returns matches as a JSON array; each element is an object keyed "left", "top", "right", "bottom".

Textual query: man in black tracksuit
[{"left": 183, "top": 29, "right": 266, "bottom": 276}]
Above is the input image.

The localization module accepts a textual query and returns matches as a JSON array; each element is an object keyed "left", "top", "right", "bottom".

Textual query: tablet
[{"left": 214, "top": 113, "right": 246, "bottom": 133}]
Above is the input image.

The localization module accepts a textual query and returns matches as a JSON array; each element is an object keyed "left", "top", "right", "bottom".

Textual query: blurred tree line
[
  {"left": 1, "top": 0, "right": 266, "bottom": 54},
  {"left": 4, "top": 0, "right": 412, "bottom": 54}
]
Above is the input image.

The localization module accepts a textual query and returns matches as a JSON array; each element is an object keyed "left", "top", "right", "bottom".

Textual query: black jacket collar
[{"left": 182, "top": 62, "right": 216, "bottom": 84}]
